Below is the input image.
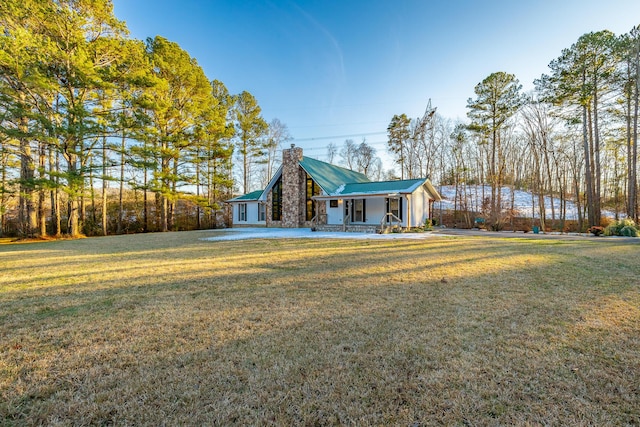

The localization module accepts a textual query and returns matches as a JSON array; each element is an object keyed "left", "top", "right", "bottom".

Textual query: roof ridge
[
  {"left": 349, "top": 177, "right": 425, "bottom": 185},
  {"left": 301, "top": 156, "right": 369, "bottom": 179}
]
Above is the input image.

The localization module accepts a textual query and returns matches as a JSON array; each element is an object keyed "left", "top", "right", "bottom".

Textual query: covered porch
[{"left": 310, "top": 194, "right": 411, "bottom": 234}]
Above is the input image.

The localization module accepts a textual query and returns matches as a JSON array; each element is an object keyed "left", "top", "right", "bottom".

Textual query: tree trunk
[
  {"left": 159, "top": 145, "right": 170, "bottom": 232},
  {"left": 102, "top": 136, "right": 108, "bottom": 236},
  {"left": 38, "top": 141, "right": 47, "bottom": 237},
  {"left": 207, "top": 153, "right": 213, "bottom": 228},
  {"left": 66, "top": 151, "right": 82, "bottom": 237},
  {"left": 0, "top": 140, "right": 6, "bottom": 237},
  {"left": 19, "top": 111, "right": 37, "bottom": 237},
  {"left": 540, "top": 136, "right": 555, "bottom": 230},
  {"left": 583, "top": 102, "right": 596, "bottom": 227},
  {"left": 243, "top": 138, "right": 249, "bottom": 194},
  {"left": 489, "top": 123, "right": 498, "bottom": 225},
  {"left": 89, "top": 157, "right": 97, "bottom": 229},
  {"left": 143, "top": 166, "right": 148, "bottom": 232},
  {"left": 159, "top": 192, "right": 167, "bottom": 232},
  {"left": 633, "top": 40, "right": 640, "bottom": 221},
  {"left": 592, "top": 82, "right": 602, "bottom": 222},
  {"left": 196, "top": 146, "right": 201, "bottom": 229},
  {"left": 626, "top": 59, "right": 635, "bottom": 219},
  {"left": 50, "top": 149, "right": 61, "bottom": 237},
  {"left": 117, "top": 130, "right": 125, "bottom": 234}
]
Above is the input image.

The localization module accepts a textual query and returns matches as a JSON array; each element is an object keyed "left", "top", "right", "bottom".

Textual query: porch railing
[
  {"left": 379, "top": 213, "right": 403, "bottom": 234},
  {"left": 342, "top": 213, "right": 351, "bottom": 232},
  {"left": 311, "top": 213, "right": 327, "bottom": 230}
]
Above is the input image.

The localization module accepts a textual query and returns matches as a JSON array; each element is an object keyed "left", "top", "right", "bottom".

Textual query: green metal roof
[
  {"left": 226, "top": 189, "right": 263, "bottom": 202},
  {"left": 336, "top": 178, "right": 426, "bottom": 196},
  {"left": 299, "top": 156, "right": 370, "bottom": 194}
]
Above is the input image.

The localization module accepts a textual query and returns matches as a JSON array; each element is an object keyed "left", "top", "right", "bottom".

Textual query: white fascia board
[{"left": 260, "top": 165, "right": 283, "bottom": 201}]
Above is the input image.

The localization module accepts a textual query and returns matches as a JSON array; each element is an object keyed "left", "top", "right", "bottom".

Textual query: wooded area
[
  {"left": 0, "top": 0, "right": 282, "bottom": 237},
  {"left": 387, "top": 28, "right": 640, "bottom": 232},
  {"left": 1, "top": 1, "right": 639, "bottom": 237}
]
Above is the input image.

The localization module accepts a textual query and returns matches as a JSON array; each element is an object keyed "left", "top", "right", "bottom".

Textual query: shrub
[
  {"left": 604, "top": 219, "right": 639, "bottom": 237},
  {"left": 588, "top": 226, "right": 604, "bottom": 236},
  {"left": 620, "top": 225, "right": 639, "bottom": 237},
  {"left": 490, "top": 220, "right": 504, "bottom": 232}
]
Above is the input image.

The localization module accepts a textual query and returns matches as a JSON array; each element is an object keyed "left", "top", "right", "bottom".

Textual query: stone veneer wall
[{"left": 280, "top": 146, "right": 304, "bottom": 228}]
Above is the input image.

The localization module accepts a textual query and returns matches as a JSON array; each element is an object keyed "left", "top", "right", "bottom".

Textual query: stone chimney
[{"left": 281, "top": 144, "right": 304, "bottom": 227}]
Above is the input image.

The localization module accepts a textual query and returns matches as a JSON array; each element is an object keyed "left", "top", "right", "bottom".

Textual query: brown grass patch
[{"left": 1, "top": 231, "right": 639, "bottom": 425}]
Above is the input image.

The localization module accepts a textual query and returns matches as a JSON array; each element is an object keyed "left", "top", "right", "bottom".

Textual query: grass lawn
[{"left": 1, "top": 230, "right": 639, "bottom": 425}]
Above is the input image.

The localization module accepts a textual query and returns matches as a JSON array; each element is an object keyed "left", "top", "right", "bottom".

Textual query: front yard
[{"left": 1, "top": 231, "right": 638, "bottom": 425}]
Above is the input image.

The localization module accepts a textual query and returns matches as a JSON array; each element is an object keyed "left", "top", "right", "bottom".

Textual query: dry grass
[{"left": 1, "top": 230, "right": 639, "bottom": 425}]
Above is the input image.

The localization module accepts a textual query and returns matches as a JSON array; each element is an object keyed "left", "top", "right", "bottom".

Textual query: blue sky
[{"left": 112, "top": 0, "right": 640, "bottom": 163}]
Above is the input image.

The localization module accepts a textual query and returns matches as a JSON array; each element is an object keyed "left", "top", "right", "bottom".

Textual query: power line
[
  {"left": 289, "top": 140, "right": 389, "bottom": 152},
  {"left": 290, "top": 131, "right": 386, "bottom": 142}
]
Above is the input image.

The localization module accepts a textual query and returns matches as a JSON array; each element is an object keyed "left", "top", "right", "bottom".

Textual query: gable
[{"left": 260, "top": 165, "right": 283, "bottom": 201}]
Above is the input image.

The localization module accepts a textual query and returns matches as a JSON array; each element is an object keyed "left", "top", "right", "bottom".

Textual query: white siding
[
  {"left": 410, "top": 190, "right": 423, "bottom": 227},
  {"left": 231, "top": 201, "right": 265, "bottom": 226},
  {"left": 409, "top": 186, "right": 432, "bottom": 227},
  {"left": 363, "top": 198, "right": 386, "bottom": 225},
  {"left": 326, "top": 199, "right": 343, "bottom": 224}
]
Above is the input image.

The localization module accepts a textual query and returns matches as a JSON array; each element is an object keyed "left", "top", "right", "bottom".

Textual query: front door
[
  {"left": 344, "top": 200, "right": 350, "bottom": 223},
  {"left": 385, "top": 197, "right": 403, "bottom": 224}
]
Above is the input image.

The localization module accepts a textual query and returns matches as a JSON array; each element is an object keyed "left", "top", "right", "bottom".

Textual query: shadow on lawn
[{"left": 2, "top": 236, "right": 639, "bottom": 425}]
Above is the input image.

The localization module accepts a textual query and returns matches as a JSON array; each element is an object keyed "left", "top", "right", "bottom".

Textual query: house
[{"left": 227, "top": 145, "right": 441, "bottom": 232}]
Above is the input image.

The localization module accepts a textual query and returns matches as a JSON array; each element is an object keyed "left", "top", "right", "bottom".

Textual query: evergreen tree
[
  {"left": 0, "top": 0, "right": 54, "bottom": 236},
  {"left": 536, "top": 31, "right": 618, "bottom": 226},
  {"left": 144, "top": 36, "right": 213, "bottom": 231},
  {"left": 44, "top": 0, "right": 127, "bottom": 236},
  {"left": 387, "top": 113, "right": 411, "bottom": 179},
  {"left": 467, "top": 71, "right": 524, "bottom": 225},
  {"left": 234, "top": 91, "right": 267, "bottom": 193}
]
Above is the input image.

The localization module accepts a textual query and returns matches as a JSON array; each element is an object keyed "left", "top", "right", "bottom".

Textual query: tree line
[
  {"left": 0, "top": 0, "right": 289, "bottom": 237},
  {"left": 386, "top": 27, "right": 640, "bottom": 231},
  {"left": 2, "top": 3, "right": 639, "bottom": 237}
]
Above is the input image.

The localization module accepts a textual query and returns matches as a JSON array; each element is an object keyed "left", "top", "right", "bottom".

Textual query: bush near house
[
  {"left": 588, "top": 226, "right": 605, "bottom": 236},
  {"left": 604, "top": 219, "right": 639, "bottom": 237}
]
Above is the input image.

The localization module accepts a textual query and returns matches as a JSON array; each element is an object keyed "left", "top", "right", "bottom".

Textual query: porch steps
[{"left": 313, "top": 224, "right": 381, "bottom": 233}]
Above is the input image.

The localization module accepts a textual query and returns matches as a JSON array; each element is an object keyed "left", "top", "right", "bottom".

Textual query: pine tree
[
  {"left": 467, "top": 71, "right": 524, "bottom": 226},
  {"left": 536, "top": 31, "right": 617, "bottom": 226},
  {"left": 387, "top": 114, "right": 411, "bottom": 179},
  {"left": 234, "top": 91, "right": 267, "bottom": 193},
  {"left": 144, "top": 36, "right": 213, "bottom": 231}
]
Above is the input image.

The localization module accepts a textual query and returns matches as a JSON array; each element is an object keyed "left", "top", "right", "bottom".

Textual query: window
[
  {"left": 305, "top": 173, "right": 321, "bottom": 221},
  {"left": 258, "top": 202, "right": 266, "bottom": 221},
  {"left": 238, "top": 203, "right": 247, "bottom": 221},
  {"left": 272, "top": 177, "right": 282, "bottom": 221},
  {"left": 329, "top": 199, "right": 338, "bottom": 208},
  {"left": 386, "top": 197, "right": 403, "bottom": 221}
]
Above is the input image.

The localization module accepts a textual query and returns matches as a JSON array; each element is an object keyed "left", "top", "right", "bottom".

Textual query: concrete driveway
[{"left": 432, "top": 227, "right": 640, "bottom": 242}]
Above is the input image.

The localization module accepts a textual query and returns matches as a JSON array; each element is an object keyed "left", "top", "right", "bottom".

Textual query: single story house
[{"left": 227, "top": 145, "right": 441, "bottom": 232}]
